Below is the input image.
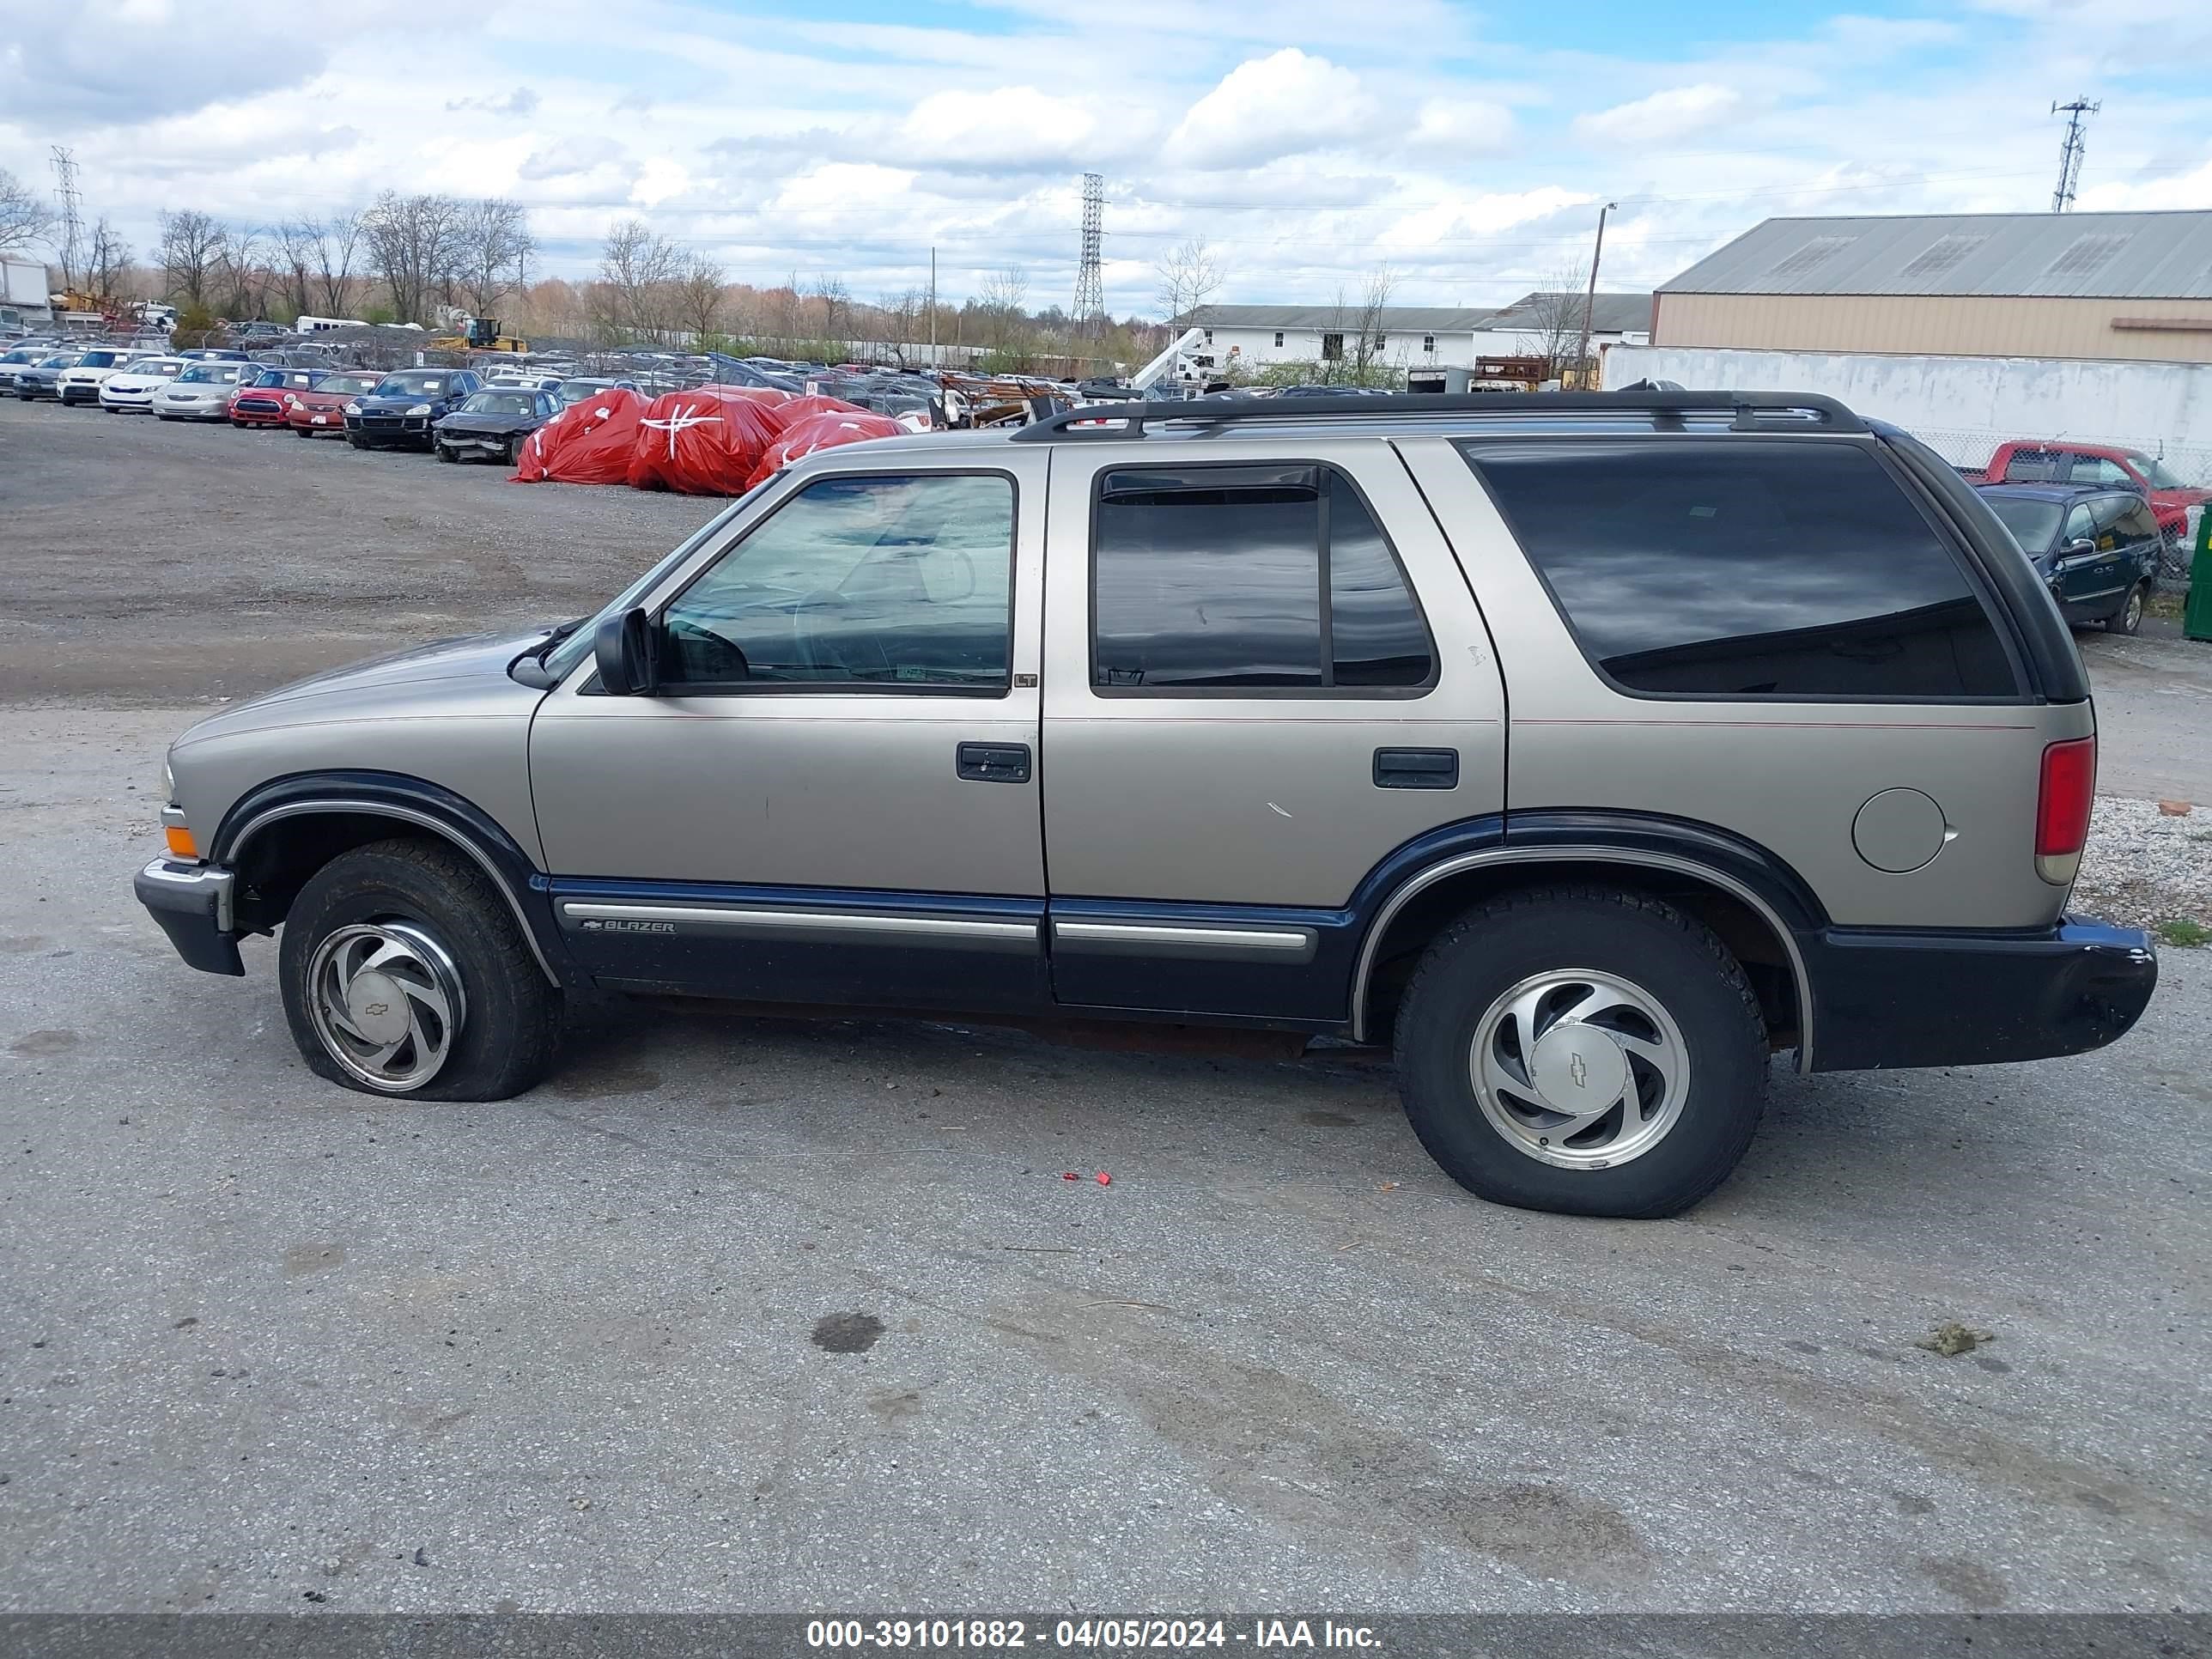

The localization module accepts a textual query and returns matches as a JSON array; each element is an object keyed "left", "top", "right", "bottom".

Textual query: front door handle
[
  {"left": 1373, "top": 747, "right": 1459, "bottom": 789},
  {"left": 957, "top": 741, "right": 1031, "bottom": 783}
]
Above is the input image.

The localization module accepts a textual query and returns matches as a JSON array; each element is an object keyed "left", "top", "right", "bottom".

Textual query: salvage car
[
  {"left": 132, "top": 391, "right": 2155, "bottom": 1220},
  {"left": 12, "top": 349, "right": 86, "bottom": 401},
  {"left": 53, "top": 346, "right": 154, "bottom": 406},
  {"left": 556, "top": 376, "right": 639, "bottom": 407},
  {"left": 343, "top": 368, "right": 483, "bottom": 451},
  {"left": 99, "top": 356, "right": 191, "bottom": 411},
  {"left": 433, "top": 388, "right": 557, "bottom": 464},
  {"left": 284, "top": 373, "right": 381, "bottom": 438},
  {"left": 0, "top": 340, "right": 60, "bottom": 390},
  {"left": 1978, "top": 482, "right": 2161, "bottom": 635},
  {"left": 155, "top": 361, "right": 252, "bottom": 420},
  {"left": 228, "top": 367, "right": 331, "bottom": 428}
]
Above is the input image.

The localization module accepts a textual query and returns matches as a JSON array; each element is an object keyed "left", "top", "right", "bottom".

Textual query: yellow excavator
[{"left": 429, "top": 316, "right": 529, "bottom": 354}]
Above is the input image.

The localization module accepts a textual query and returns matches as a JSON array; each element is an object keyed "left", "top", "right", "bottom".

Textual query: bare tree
[
  {"left": 810, "top": 275, "right": 852, "bottom": 346},
  {"left": 453, "top": 198, "right": 533, "bottom": 319},
  {"left": 0, "top": 167, "right": 56, "bottom": 253},
  {"left": 213, "top": 227, "right": 267, "bottom": 318},
  {"left": 978, "top": 265, "right": 1029, "bottom": 356},
  {"left": 307, "top": 212, "right": 364, "bottom": 316},
  {"left": 159, "top": 209, "right": 224, "bottom": 306},
  {"left": 676, "top": 252, "right": 727, "bottom": 349},
  {"left": 275, "top": 220, "right": 319, "bottom": 319},
  {"left": 362, "top": 191, "right": 465, "bottom": 325},
  {"left": 1517, "top": 261, "right": 1591, "bottom": 382},
  {"left": 1349, "top": 264, "right": 1395, "bottom": 383},
  {"left": 597, "top": 218, "right": 684, "bottom": 343},
  {"left": 1153, "top": 234, "right": 1223, "bottom": 325},
  {"left": 86, "top": 218, "right": 131, "bottom": 305},
  {"left": 878, "top": 286, "right": 924, "bottom": 362}
]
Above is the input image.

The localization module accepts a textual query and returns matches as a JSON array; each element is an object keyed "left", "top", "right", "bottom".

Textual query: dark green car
[{"left": 1978, "top": 482, "right": 2160, "bottom": 635}]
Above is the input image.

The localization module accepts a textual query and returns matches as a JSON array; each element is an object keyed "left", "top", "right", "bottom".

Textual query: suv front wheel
[
  {"left": 1394, "top": 886, "right": 1768, "bottom": 1218},
  {"left": 277, "top": 839, "right": 562, "bottom": 1100}
]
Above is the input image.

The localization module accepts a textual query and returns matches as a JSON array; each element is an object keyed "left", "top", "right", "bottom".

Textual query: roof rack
[{"left": 1009, "top": 389, "right": 1869, "bottom": 442}]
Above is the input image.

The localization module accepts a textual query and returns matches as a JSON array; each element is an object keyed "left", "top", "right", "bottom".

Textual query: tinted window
[
  {"left": 659, "top": 473, "right": 1013, "bottom": 690},
  {"left": 1466, "top": 441, "right": 2018, "bottom": 700},
  {"left": 2115, "top": 498, "right": 2160, "bottom": 542},
  {"left": 2063, "top": 504, "right": 2096, "bottom": 545},
  {"left": 1982, "top": 495, "right": 2061, "bottom": 551},
  {"left": 1091, "top": 465, "right": 1431, "bottom": 691}
]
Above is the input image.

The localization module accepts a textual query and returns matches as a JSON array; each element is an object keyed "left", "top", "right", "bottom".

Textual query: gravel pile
[{"left": 2072, "top": 794, "right": 2212, "bottom": 931}]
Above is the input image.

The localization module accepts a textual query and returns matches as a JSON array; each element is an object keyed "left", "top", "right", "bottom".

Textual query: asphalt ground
[{"left": 0, "top": 395, "right": 2207, "bottom": 1615}]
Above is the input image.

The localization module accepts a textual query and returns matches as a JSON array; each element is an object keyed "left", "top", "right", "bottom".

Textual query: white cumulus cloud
[
  {"left": 1574, "top": 82, "right": 1745, "bottom": 147},
  {"left": 1168, "top": 48, "right": 1377, "bottom": 169}
]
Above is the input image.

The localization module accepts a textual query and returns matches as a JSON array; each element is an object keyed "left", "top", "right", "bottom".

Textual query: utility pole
[
  {"left": 2051, "top": 97, "right": 2099, "bottom": 212},
  {"left": 928, "top": 246, "right": 937, "bottom": 362},
  {"left": 1073, "top": 172, "right": 1104, "bottom": 343},
  {"left": 1574, "top": 201, "right": 1617, "bottom": 388},
  {"left": 49, "top": 145, "right": 83, "bottom": 289}
]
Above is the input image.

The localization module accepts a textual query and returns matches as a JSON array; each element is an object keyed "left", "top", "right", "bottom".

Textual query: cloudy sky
[{"left": 3, "top": 0, "right": 2210, "bottom": 317}]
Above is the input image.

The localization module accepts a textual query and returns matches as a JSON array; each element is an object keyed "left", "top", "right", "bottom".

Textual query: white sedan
[{"left": 98, "top": 356, "right": 191, "bottom": 412}]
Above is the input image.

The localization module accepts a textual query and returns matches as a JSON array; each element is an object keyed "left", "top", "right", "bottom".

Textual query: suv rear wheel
[
  {"left": 277, "top": 839, "right": 561, "bottom": 1100},
  {"left": 1394, "top": 886, "right": 1768, "bottom": 1218}
]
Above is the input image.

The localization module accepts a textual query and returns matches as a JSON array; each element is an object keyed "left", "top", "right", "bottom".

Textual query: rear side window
[
  {"left": 1091, "top": 464, "right": 1433, "bottom": 691},
  {"left": 1463, "top": 441, "right": 2020, "bottom": 700}
]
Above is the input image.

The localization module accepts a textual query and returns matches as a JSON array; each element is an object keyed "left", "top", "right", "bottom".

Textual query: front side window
[
  {"left": 658, "top": 473, "right": 1014, "bottom": 691},
  {"left": 2062, "top": 504, "right": 2096, "bottom": 546},
  {"left": 1091, "top": 464, "right": 1433, "bottom": 692},
  {"left": 1465, "top": 441, "right": 2019, "bottom": 701}
]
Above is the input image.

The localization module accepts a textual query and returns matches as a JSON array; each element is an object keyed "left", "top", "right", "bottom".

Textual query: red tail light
[{"left": 2035, "top": 736, "right": 2095, "bottom": 884}]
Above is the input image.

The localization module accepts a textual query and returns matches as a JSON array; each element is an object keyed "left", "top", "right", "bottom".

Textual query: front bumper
[
  {"left": 1806, "top": 917, "right": 2156, "bottom": 1073},
  {"left": 58, "top": 383, "right": 101, "bottom": 404},
  {"left": 135, "top": 859, "right": 244, "bottom": 976}
]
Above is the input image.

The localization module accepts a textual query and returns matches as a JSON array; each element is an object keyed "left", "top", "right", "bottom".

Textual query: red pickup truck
[{"left": 1962, "top": 440, "right": 2208, "bottom": 547}]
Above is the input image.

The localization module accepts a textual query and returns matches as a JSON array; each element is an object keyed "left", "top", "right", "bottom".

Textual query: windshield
[
  {"left": 2124, "top": 451, "right": 2191, "bottom": 490},
  {"left": 319, "top": 375, "right": 378, "bottom": 395},
  {"left": 461, "top": 392, "right": 540, "bottom": 416},
  {"left": 1984, "top": 495, "right": 2063, "bottom": 551},
  {"left": 39, "top": 353, "right": 82, "bottom": 368},
  {"left": 177, "top": 364, "right": 236, "bottom": 384},
  {"left": 542, "top": 493, "right": 769, "bottom": 681},
  {"left": 374, "top": 373, "right": 446, "bottom": 397},
  {"left": 1, "top": 348, "right": 39, "bottom": 364},
  {"left": 79, "top": 350, "right": 125, "bottom": 368},
  {"left": 248, "top": 369, "right": 289, "bottom": 387},
  {"left": 130, "top": 360, "right": 184, "bottom": 378},
  {"left": 559, "top": 380, "right": 616, "bottom": 401}
]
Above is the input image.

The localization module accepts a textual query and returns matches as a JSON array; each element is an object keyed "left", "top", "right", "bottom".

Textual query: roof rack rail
[{"left": 1009, "top": 389, "right": 1869, "bottom": 442}]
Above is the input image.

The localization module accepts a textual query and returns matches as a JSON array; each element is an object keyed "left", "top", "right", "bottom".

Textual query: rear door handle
[
  {"left": 1373, "top": 747, "right": 1458, "bottom": 789},
  {"left": 957, "top": 741, "right": 1031, "bottom": 783}
]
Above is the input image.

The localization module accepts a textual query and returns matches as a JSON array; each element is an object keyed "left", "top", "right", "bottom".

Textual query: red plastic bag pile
[
  {"left": 628, "top": 387, "right": 784, "bottom": 495},
  {"left": 510, "top": 387, "right": 647, "bottom": 485},
  {"left": 744, "top": 410, "right": 904, "bottom": 490}
]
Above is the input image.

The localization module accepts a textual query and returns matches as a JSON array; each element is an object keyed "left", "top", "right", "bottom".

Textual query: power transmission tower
[
  {"left": 50, "top": 145, "right": 83, "bottom": 287},
  {"left": 2051, "top": 97, "right": 2099, "bottom": 213},
  {"left": 1072, "top": 172, "right": 1104, "bottom": 337}
]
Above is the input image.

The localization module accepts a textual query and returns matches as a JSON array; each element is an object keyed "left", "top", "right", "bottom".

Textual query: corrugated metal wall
[{"left": 1652, "top": 293, "right": 2212, "bottom": 363}]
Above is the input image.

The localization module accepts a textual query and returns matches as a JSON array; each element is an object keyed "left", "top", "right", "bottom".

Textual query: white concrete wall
[
  {"left": 1602, "top": 343, "right": 2212, "bottom": 478},
  {"left": 1198, "top": 326, "right": 1474, "bottom": 369}
]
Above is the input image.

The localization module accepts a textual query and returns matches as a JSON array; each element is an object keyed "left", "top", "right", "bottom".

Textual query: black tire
[
  {"left": 434, "top": 442, "right": 455, "bottom": 463},
  {"left": 1394, "top": 885, "right": 1768, "bottom": 1218},
  {"left": 2106, "top": 581, "right": 2148, "bottom": 635},
  {"left": 293, "top": 424, "right": 313, "bottom": 437},
  {"left": 277, "top": 838, "right": 562, "bottom": 1101},
  {"left": 348, "top": 434, "right": 368, "bottom": 449}
]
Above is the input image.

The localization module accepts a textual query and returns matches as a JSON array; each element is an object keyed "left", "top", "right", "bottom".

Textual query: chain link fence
[{"left": 1908, "top": 426, "right": 2206, "bottom": 595}]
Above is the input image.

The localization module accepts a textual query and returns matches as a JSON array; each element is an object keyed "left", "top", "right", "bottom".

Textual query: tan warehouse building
[{"left": 1651, "top": 210, "right": 2212, "bottom": 364}]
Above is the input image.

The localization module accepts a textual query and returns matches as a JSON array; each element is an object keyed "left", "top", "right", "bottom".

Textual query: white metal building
[{"left": 1179, "top": 295, "right": 1651, "bottom": 373}]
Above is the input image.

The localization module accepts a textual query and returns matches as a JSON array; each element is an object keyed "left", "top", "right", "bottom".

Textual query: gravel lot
[{"left": 0, "top": 396, "right": 2207, "bottom": 1617}]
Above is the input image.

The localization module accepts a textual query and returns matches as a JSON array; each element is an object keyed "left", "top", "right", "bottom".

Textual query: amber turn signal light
[{"left": 164, "top": 823, "right": 199, "bottom": 860}]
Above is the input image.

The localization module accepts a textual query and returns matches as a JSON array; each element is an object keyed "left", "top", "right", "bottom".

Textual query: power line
[{"left": 2051, "top": 97, "right": 2100, "bottom": 212}]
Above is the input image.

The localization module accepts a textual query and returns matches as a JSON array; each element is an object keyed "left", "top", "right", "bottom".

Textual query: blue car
[{"left": 1978, "top": 481, "right": 2159, "bottom": 635}]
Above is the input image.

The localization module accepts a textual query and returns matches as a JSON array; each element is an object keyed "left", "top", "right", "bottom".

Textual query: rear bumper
[
  {"left": 134, "top": 859, "right": 243, "bottom": 976},
  {"left": 1806, "top": 917, "right": 2156, "bottom": 1073}
]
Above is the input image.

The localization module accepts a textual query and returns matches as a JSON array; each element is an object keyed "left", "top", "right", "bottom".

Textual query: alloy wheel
[
  {"left": 305, "top": 921, "right": 467, "bottom": 1093},
  {"left": 1469, "top": 969, "right": 1689, "bottom": 1170}
]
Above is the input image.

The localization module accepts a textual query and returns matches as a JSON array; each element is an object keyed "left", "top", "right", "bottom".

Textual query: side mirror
[{"left": 593, "top": 607, "right": 659, "bottom": 696}]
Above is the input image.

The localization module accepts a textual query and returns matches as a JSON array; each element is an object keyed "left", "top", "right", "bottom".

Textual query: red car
[
  {"left": 228, "top": 368, "right": 333, "bottom": 428},
  {"left": 1966, "top": 439, "right": 2209, "bottom": 547},
  {"left": 283, "top": 372, "right": 382, "bottom": 438}
]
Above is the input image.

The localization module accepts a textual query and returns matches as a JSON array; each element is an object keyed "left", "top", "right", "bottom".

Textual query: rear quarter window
[{"left": 1462, "top": 440, "right": 2021, "bottom": 701}]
